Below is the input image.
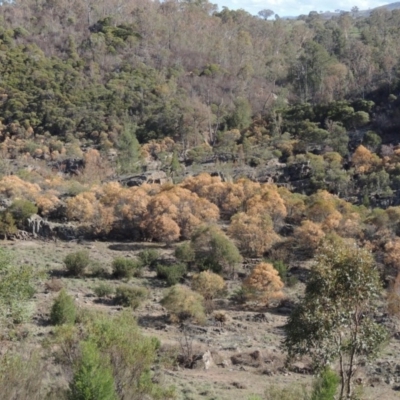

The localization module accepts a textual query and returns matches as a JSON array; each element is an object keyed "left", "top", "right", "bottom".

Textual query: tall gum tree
[{"left": 284, "top": 237, "right": 387, "bottom": 399}]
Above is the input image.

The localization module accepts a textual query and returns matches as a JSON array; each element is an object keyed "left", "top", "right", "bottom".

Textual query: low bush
[
  {"left": 191, "top": 270, "right": 226, "bottom": 300},
  {"left": 137, "top": 249, "right": 160, "bottom": 267},
  {"left": 156, "top": 263, "right": 186, "bottom": 286},
  {"left": 161, "top": 285, "right": 206, "bottom": 324},
  {"left": 112, "top": 257, "right": 141, "bottom": 279},
  {"left": 89, "top": 261, "right": 109, "bottom": 278},
  {"left": 64, "top": 250, "right": 90, "bottom": 277},
  {"left": 114, "top": 285, "right": 149, "bottom": 309},
  {"left": 9, "top": 199, "right": 38, "bottom": 225},
  {"left": 310, "top": 367, "right": 339, "bottom": 400},
  {"left": 93, "top": 283, "right": 114, "bottom": 298},
  {"left": 68, "top": 341, "right": 117, "bottom": 400},
  {"left": 50, "top": 289, "right": 76, "bottom": 325},
  {"left": 174, "top": 242, "right": 195, "bottom": 263},
  {"left": 272, "top": 260, "right": 288, "bottom": 283}
]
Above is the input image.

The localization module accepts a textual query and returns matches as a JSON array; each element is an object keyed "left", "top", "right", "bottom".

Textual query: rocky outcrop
[
  {"left": 49, "top": 158, "right": 85, "bottom": 176},
  {"left": 27, "top": 214, "right": 81, "bottom": 240},
  {"left": 118, "top": 170, "right": 170, "bottom": 187}
]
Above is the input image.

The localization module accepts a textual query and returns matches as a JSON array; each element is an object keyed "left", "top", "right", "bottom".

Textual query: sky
[{"left": 212, "top": 0, "right": 390, "bottom": 17}]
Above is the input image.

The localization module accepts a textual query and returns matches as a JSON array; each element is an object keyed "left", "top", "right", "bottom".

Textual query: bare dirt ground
[{"left": 3, "top": 239, "right": 400, "bottom": 400}]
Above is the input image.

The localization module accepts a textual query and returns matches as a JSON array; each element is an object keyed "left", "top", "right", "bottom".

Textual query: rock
[
  {"left": 49, "top": 158, "right": 85, "bottom": 176},
  {"left": 118, "top": 171, "right": 170, "bottom": 187},
  {"left": 192, "top": 351, "right": 215, "bottom": 370}
]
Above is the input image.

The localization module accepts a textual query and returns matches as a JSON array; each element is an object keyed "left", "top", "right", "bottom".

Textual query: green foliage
[
  {"left": 174, "top": 241, "right": 195, "bottom": 263},
  {"left": 84, "top": 312, "right": 172, "bottom": 399},
  {"left": 0, "top": 211, "right": 17, "bottom": 238},
  {"left": 68, "top": 341, "right": 117, "bottom": 400},
  {"left": 191, "top": 225, "right": 242, "bottom": 276},
  {"left": 271, "top": 260, "right": 288, "bottom": 283},
  {"left": 284, "top": 237, "right": 387, "bottom": 399},
  {"left": 50, "top": 289, "right": 77, "bottom": 326},
  {"left": 112, "top": 257, "right": 142, "bottom": 279},
  {"left": 64, "top": 250, "right": 90, "bottom": 277},
  {"left": 9, "top": 199, "right": 38, "bottom": 224},
  {"left": 137, "top": 249, "right": 160, "bottom": 267},
  {"left": 117, "top": 123, "right": 141, "bottom": 174},
  {"left": 0, "top": 352, "right": 46, "bottom": 400},
  {"left": 0, "top": 249, "right": 37, "bottom": 326},
  {"left": 93, "top": 283, "right": 114, "bottom": 298},
  {"left": 161, "top": 285, "right": 206, "bottom": 324},
  {"left": 363, "top": 130, "right": 382, "bottom": 150},
  {"left": 156, "top": 263, "right": 187, "bottom": 286},
  {"left": 310, "top": 367, "right": 339, "bottom": 400},
  {"left": 114, "top": 285, "right": 148, "bottom": 309}
]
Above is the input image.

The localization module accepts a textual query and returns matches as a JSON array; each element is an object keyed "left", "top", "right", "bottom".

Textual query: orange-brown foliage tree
[
  {"left": 293, "top": 220, "right": 325, "bottom": 257},
  {"left": 228, "top": 212, "right": 280, "bottom": 257},
  {"left": 243, "top": 262, "right": 284, "bottom": 306},
  {"left": 352, "top": 145, "right": 381, "bottom": 173}
]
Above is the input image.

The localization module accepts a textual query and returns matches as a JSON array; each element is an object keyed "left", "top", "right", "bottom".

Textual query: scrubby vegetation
[{"left": 1, "top": 0, "right": 400, "bottom": 398}]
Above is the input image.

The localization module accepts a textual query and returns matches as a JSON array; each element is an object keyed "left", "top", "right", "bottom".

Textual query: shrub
[
  {"left": 191, "top": 270, "right": 226, "bottom": 300},
  {"left": 112, "top": 257, "right": 141, "bottom": 279},
  {"left": 114, "top": 285, "right": 148, "bottom": 309},
  {"left": 137, "top": 249, "right": 160, "bottom": 267},
  {"left": 83, "top": 312, "right": 174, "bottom": 399},
  {"left": 310, "top": 367, "right": 339, "bottom": 400},
  {"left": 9, "top": 199, "right": 38, "bottom": 224},
  {"left": 50, "top": 289, "right": 76, "bottom": 325},
  {"left": 64, "top": 250, "right": 90, "bottom": 277},
  {"left": 94, "top": 283, "right": 114, "bottom": 298},
  {"left": 191, "top": 225, "right": 242, "bottom": 276},
  {"left": 243, "top": 262, "right": 284, "bottom": 306},
  {"left": 0, "top": 352, "right": 46, "bottom": 400},
  {"left": 89, "top": 261, "right": 109, "bottom": 278},
  {"left": 161, "top": 285, "right": 206, "bottom": 324},
  {"left": 156, "top": 263, "right": 187, "bottom": 286},
  {"left": 68, "top": 341, "right": 117, "bottom": 400},
  {"left": 0, "top": 211, "right": 17, "bottom": 238},
  {"left": 174, "top": 241, "right": 195, "bottom": 264},
  {"left": 271, "top": 260, "right": 288, "bottom": 283}
]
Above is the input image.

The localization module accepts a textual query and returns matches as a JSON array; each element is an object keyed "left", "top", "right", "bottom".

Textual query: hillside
[{"left": 0, "top": 0, "right": 399, "bottom": 399}]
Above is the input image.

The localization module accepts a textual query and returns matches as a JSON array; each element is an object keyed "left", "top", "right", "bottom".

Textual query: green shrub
[
  {"left": 114, "top": 285, "right": 148, "bottom": 309},
  {"left": 137, "top": 249, "right": 160, "bottom": 267},
  {"left": 161, "top": 285, "right": 206, "bottom": 324},
  {"left": 89, "top": 261, "right": 109, "bottom": 278},
  {"left": 83, "top": 312, "right": 173, "bottom": 399},
  {"left": 68, "top": 341, "right": 117, "bottom": 400},
  {"left": 9, "top": 199, "right": 38, "bottom": 224},
  {"left": 156, "top": 263, "right": 186, "bottom": 286},
  {"left": 93, "top": 283, "right": 114, "bottom": 298},
  {"left": 50, "top": 289, "right": 76, "bottom": 325},
  {"left": 0, "top": 211, "right": 17, "bottom": 238},
  {"left": 174, "top": 241, "right": 195, "bottom": 263},
  {"left": 310, "top": 367, "right": 339, "bottom": 400},
  {"left": 191, "top": 225, "right": 242, "bottom": 276},
  {"left": 64, "top": 250, "right": 90, "bottom": 277},
  {"left": 112, "top": 257, "right": 141, "bottom": 279},
  {"left": 272, "top": 260, "right": 288, "bottom": 283}
]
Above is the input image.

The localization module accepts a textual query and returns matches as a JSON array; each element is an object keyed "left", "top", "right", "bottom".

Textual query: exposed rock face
[
  {"left": 27, "top": 214, "right": 81, "bottom": 240},
  {"left": 118, "top": 170, "right": 170, "bottom": 187},
  {"left": 49, "top": 158, "right": 85, "bottom": 176}
]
